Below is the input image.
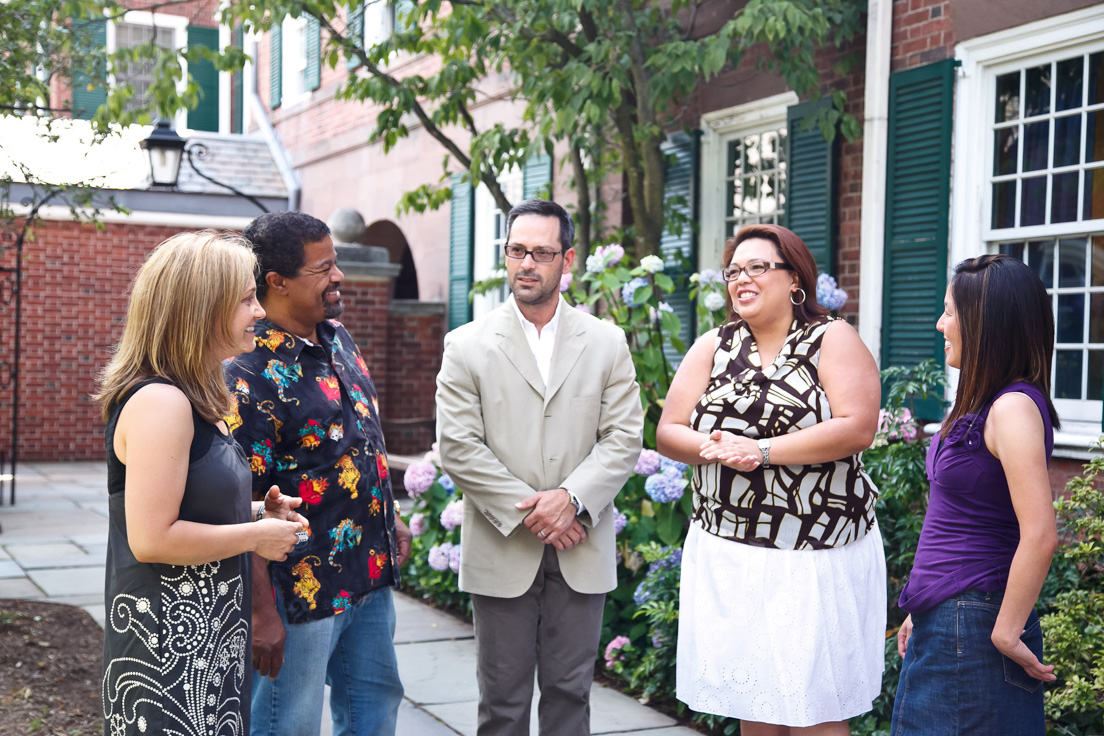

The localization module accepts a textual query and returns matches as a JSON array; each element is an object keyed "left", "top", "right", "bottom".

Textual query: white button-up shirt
[
  {"left": 507, "top": 295, "right": 584, "bottom": 515},
  {"left": 509, "top": 294, "right": 563, "bottom": 386}
]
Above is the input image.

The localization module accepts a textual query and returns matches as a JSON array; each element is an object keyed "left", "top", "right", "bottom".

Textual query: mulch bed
[{"left": 0, "top": 598, "right": 102, "bottom": 735}]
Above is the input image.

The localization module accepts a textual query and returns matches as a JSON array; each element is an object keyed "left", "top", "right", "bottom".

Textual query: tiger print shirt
[{"left": 689, "top": 318, "right": 878, "bottom": 550}]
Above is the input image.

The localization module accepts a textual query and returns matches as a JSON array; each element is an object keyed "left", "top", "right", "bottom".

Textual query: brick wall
[
  {"left": 892, "top": 0, "right": 955, "bottom": 72},
  {"left": 383, "top": 303, "right": 445, "bottom": 455},
  {"left": 0, "top": 219, "right": 444, "bottom": 461},
  {"left": 0, "top": 219, "right": 176, "bottom": 461}
]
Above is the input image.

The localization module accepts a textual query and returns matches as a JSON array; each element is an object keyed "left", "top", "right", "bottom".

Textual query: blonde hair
[{"left": 95, "top": 231, "right": 258, "bottom": 423}]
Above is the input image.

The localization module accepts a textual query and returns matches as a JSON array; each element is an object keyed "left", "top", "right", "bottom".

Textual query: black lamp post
[{"left": 140, "top": 120, "right": 269, "bottom": 213}]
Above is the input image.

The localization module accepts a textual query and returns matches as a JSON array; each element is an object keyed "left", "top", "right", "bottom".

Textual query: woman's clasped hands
[
  {"left": 699, "top": 429, "right": 762, "bottom": 471},
  {"left": 255, "top": 485, "right": 310, "bottom": 561}
]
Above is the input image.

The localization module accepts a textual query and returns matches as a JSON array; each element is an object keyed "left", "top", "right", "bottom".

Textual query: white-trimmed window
[
  {"left": 282, "top": 15, "right": 310, "bottom": 104},
  {"left": 472, "top": 169, "right": 523, "bottom": 318},
  {"left": 105, "top": 11, "right": 188, "bottom": 126},
  {"left": 955, "top": 5, "right": 1104, "bottom": 440},
  {"left": 698, "top": 92, "right": 797, "bottom": 271},
  {"left": 363, "top": 0, "right": 396, "bottom": 47}
]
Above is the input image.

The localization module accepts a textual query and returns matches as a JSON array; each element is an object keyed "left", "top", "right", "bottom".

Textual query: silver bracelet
[
  {"left": 255, "top": 503, "right": 264, "bottom": 522},
  {"left": 757, "top": 437, "right": 771, "bottom": 467}
]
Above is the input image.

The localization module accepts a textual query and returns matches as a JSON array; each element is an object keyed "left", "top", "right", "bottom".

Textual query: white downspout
[
  {"left": 858, "top": 0, "right": 893, "bottom": 365},
  {"left": 245, "top": 36, "right": 301, "bottom": 211}
]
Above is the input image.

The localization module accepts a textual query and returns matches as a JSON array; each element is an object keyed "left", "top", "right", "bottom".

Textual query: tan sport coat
[{"left": 435, "top": 299, "right": 643, "bottom": 598}]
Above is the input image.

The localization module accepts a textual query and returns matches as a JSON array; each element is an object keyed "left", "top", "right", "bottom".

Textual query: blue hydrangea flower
[
  {"left": 658, "top": 456, "right": 688, "bottom": 476},
  {"left": 621, "top": 277, "right": 650, "bottom": 306},
  {"left": 816, "top": 273, "right": 848, "bottom": 311},
  {"left": 586, "top": 254, "right": 606, "bottom": 274},
  {"left": 438, "top": 473, "right": 455, "bottom": 494},
  {"left": 644, "top": 471, "right": 686, "bottom": 504}
]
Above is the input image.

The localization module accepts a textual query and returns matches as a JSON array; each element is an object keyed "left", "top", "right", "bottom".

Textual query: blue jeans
[
  {"left": 891, "top": 589, "right": 1045, "bottom": 736},
  {"left": 251, "top": 586, "right": 403, "bottom": 736}
]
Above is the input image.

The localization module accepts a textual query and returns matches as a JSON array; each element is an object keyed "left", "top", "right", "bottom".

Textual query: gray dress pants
[{"left": 470, "top": 545, "right": 606, "bottom": 736}]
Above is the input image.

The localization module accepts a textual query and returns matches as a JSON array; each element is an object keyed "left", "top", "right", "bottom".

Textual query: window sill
[{"left": 922, "top": 421, "right": 1103, "bottom": 460}]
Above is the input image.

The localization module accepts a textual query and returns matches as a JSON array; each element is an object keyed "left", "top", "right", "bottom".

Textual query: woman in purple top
[{"left": 891, "top": 254, "right": 1060, "bottom": 735}]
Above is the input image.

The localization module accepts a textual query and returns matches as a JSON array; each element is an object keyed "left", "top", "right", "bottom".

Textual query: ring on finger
[{"left": 539, "top": 530, "right": 547, "bottom": 538}]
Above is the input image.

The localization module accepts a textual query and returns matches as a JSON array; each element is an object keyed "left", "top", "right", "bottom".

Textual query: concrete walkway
[{"left": 0, "top": 462, "right": 697, "bottom": 736}]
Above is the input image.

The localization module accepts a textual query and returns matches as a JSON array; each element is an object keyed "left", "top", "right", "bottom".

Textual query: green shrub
[{"left": 1041, "top": 441, "right": 1104, "bottom": 734}]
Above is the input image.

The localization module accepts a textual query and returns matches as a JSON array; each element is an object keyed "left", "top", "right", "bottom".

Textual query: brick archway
[{"left": 363, "top": 220, "right": 418, "bottom": 300}]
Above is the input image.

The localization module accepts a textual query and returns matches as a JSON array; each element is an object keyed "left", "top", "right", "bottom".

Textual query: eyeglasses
[
  {"left": 504, "top": 244, "right": 563, "bottom": 263},
  {"left": 722, "top": 261, "right": 792, "bottom": 281}
]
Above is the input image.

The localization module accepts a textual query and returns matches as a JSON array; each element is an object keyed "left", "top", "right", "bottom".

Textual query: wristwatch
[
  {"left": 757, "top": 438, "right": 771, "bottom": 467},
  {"left": 567, "top": 491, "right": 582, "bottom": 515}
]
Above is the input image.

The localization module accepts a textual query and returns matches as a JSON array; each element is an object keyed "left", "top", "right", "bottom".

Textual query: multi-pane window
[
  {"left": 282, "top": 16, "right": 309, "bottom": 101},
  {"left": 724, "top": 129, "right": 787, "bottom": 238},
  {"left": 472, "top": 172, "right": 523, "bottom": 318},
  {"left": 991, "top": 51, "right": 1104, "bottom": 229},
  {"left": 999, "top": 235, "right": 1104, "bottom": 413},
  {"left": 114, "top": 23, "right": 174, "bottom": 114}
]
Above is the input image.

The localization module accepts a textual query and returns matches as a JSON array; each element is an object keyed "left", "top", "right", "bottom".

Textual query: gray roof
[{"left": 176, "top": 132, "right": 288, "bottom": 199}]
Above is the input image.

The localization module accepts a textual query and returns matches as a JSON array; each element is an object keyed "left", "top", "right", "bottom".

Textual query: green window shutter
[
  {"left": 269, "top": 24, "right": 282, "bottom": 109},
  {"left": 71, "top": 17, "right": 107, "bottom": 120},
  {"left": 231, "top": 25, "right": 244, "bottom": 133},
  {"left": 785, "top": 98, "right": 837, "bottom": 275},
  {"left": 449, "top": 173, "right": 475, "bottom": 330},
  {"left": 305, "top": 16, "right": 321, "bottom": 91},
  {"left": 346, "top": 2, "right": 364, "bottom": 70},
  {"left": 394, "top": 0, "right": 416, "bottom": 33},
  {"left": 660, "top": 131, "right": 700, "bottom": 368},
  {"left": 882, "top": 58, "right": 955, "bottom": 421},
  {"left": 186, "top": 26, "right": 220, "bottom": 132},
  {"left": 522, "top": 154, "right": 552, "bottom": 200}
]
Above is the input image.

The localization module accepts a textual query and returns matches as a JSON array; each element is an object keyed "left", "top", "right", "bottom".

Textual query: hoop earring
[{"left": 790, "top": 288, "right": 807, "bottom": 306}]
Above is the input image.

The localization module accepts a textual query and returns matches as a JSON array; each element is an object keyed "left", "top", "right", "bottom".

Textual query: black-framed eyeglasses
[
  {"left": 722, "top": 261, "right": 792, "bottom": 281},
  {"left": 504, "top": 244, "right": 563, "bottom": 263}
]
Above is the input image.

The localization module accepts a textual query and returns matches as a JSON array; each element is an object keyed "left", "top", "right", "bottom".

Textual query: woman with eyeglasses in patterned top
[{"left": 658, "top": 223, "right": 885, "bottom": 735}]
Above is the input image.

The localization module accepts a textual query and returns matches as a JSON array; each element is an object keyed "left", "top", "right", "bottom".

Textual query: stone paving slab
[
  {"left": 397, "top": 700, "right": 462, "bottom": 735},
  {"left": 397, "top": 639, "right": 480, "bottom": 705},
  {"left": 0, "top": 508, "right": 108, "bottom": 537},
  {"left": 0, "top": 559, "right": 24, "bottom": 578},
  {"left": 0, "top": 576, "right": 43, "bottom": 598},
  {"left": 5, "top": 542, "right": 86, "bottom": 560},
  {"left": 394, "top": 594, "right": 473, "bottom": 644},
  {"left": 422, "top": 682, "right": 688, "bottom": 736},
  {"left": 26, "top": 566, "right": 106, "bottom": 597}
]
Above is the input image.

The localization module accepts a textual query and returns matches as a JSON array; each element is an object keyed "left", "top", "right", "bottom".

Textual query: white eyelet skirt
[{"left": 676, "top": 519, "right": 887, "bottom": 727}]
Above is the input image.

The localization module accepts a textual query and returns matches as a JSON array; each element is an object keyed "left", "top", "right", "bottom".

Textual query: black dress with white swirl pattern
[{"left": 102, "top": 379, "right": 252, "bottom": 736}]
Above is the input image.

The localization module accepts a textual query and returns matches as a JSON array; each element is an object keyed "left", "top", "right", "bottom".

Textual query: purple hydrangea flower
[
  {"left": 634, "top": 449, "right": 661, "bottom": 476},
  {"left": 440, "top": 499, "right": 464, "bottom": 531},
  {"left": 427, "top": 542, "right": 453, "bottom": 571},
  {"left": 633, "top": 579, "right": 653, "bottom": 605},
  {"left": 449, "top": 544, "right": 461, "bottom": 574},
  {"left": 409, "top": 513, "right": 427, "bottom": 537},
  {"left": 644, "top": 471, "right": 686, "bottom": 504},
  {"left": 621, "top": 277, "right": 649, "bottom": 307},
  {"left": 404, "top": 460, "right": 437, "bottom": 498},
  {"left": 597, "top": 244, "right": 625, "bottom": 266},
  {"left": 613, "top": 510, "right": 628, "bottom": 535},
  {"left": 560, "top": 272, "right": 574, "bottom": 293}
]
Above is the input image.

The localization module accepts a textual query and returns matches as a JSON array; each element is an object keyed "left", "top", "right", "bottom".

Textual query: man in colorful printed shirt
[{"left": 226, "top": 211, "right": 411, "bottom": 736}]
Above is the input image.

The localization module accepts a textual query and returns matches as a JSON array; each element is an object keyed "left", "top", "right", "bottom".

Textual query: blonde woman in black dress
[
  {"left": 95, "top": 232, "right": 308, "bottom": 735},
  {"left": 658, "top": 224, "right": 885, "bottom": 735}
]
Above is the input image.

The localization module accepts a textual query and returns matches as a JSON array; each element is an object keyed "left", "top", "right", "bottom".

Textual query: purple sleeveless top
[{"left": 899, "top": 382, "right": 1054, "bottom": 615}]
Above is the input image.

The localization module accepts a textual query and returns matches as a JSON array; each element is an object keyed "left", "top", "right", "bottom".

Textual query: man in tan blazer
[{"left": 436, "top": 199, "right": 643, "bottom": 736}]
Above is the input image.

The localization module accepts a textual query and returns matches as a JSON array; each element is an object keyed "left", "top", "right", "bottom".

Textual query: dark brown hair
[
  {"left": 943, "top": 254, "right": 1060, "bottom": 430},
  {"left": 722, "top": 223, "right": 828, "bottom": 324}
]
